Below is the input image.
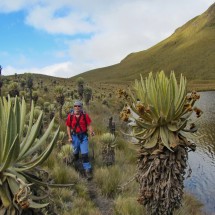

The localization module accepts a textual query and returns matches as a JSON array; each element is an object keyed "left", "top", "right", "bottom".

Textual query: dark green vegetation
[{"left": 72, "top": 3, "right": 215, "bottom": 90}]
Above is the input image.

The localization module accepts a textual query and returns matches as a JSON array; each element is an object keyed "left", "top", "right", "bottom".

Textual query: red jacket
[{"left": 66, "top": 113, "right": 91, "bottom": 133}]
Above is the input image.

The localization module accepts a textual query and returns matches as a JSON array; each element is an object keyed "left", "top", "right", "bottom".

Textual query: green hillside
[{"left": 73, "top": 3, "right": 215, "bottom": 85}]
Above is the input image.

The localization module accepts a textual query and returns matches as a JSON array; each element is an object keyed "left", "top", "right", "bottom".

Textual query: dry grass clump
[
  {"left": 49, "top": 187, "right": 101, "bottom": 215},
  {"left": 43, "top": 150, "right": 58, "bottom": 169},
  {"left": 115, "top": 144, "right": 137, "bottom": 165},
  {"left": 94, "top": 166, "right": 122, "bottom": 198},
  {"left": 69, "top": 197, "right": 101, "bottom": 215},
  {"left": 43, "top": 150, "right": 80, "bottom": 184},
  {"left": 174, "top": 193, "right": 203, "bottom": 215},
  {"left": 51, "top": 164, "right": 80, "bottom": 184},
  {"left": 74, "top": 183, "right": 89, "bottom": 199},
  {"left": 114, "top": 136, "right": 128, "bottom": 151},
  {"left": 48, "top": 188, "right": 74, "bottom": 213},
  {"left": 89, "top": 136, "right": 104, "bottom": 168},
  {"left": 116, "top": 164, "right": 138, "bottom": 196},
  {"left": 114, "top": 196, "right": 145, "bottom": 215}
]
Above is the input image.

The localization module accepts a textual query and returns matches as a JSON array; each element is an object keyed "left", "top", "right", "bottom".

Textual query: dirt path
[{"left": 87, "top": 180, "right": 114, "bottom": 215}]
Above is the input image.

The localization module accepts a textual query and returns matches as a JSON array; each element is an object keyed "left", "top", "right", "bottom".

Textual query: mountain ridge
[{"left": 72, "top": 3, "right": 215, "bottom": 83}]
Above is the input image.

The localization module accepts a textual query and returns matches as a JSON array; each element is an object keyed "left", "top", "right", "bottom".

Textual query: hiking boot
[{"left": 85, "top": 169, "right": 93, "bottom": 180}]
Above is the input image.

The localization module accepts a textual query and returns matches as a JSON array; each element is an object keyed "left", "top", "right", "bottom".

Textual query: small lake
[{"left": 184, "top": 91, "right": 215, "bottom": 214}]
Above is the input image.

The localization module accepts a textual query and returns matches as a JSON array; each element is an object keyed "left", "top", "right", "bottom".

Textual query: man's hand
[
  {"left": 68, "top": 137, "right": 72, "bottom": 142},
  {"left": 91, "top": 131, "right": 95, "bottom": 136}
]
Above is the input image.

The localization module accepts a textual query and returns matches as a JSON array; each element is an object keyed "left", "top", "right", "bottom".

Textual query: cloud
[
  {"left": 37, "top": 61, "right": 91, "bottom": 77},
  {"left": 25, "top": 4, "right": 96, "bottom": 34},
  {"left": 0, "top": 0, "right": 38, "bottom": 12}
]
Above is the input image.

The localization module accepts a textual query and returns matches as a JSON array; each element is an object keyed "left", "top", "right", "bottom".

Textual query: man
[{"left": 66, "top": 100, "right": 94, "bottom": 180}]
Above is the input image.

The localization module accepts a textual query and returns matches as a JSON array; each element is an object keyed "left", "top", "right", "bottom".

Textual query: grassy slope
[{"left": 73, "top": 3, "right": 215, "bottom": 86}]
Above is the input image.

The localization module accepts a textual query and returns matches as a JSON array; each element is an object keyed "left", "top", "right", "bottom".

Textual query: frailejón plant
[
  {"left": 0, "top": 96, "right": 60, "bottom": 214},
  {"left": 120, "top": 71, "right": 202, "bottom": 215},
  {"left": 100, "top": 133, "right": 117, "bottom": 166}
]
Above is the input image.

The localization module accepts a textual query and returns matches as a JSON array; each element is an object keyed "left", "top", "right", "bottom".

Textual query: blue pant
[{"left": 71, "top": 133, "right": 91, "bottom": 170}]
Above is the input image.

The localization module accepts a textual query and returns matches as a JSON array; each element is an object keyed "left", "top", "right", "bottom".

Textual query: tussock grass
[
  {"left": 114, "top": 196, "right": 145, "bottom": 215},
  {"left": 174, "top": 194, "right": 203, "bottom": 215},
  {"left": 89, "top": 136, "right": 104, "bottom": 168},
  {"left": 49, "top": 187, "right": 101, "bottom": 215},
  {"left": 43, "top": 151, "right": 58, "bottom": 169},
  {"left": 58, "top": 188, "right": 74, "bottom": 202},
  {"left": 94, "top": 166, "right": 122, "bottom": 198},
  {"left": 44, "top": 154, "right": 80, "bottom": 184},
  {"left": 116, "top": 164, "right": 138, "bottom": 196},
  {"left": 69, "top": 197, "right": 101, "bottom": 215},
  {"left": 115, "top": 144, "right": 138, "bottom": 165},
  {"left": 49, "top": 187, "right": 74, "bottom": 209},
  {"left": 74, "top": 183, "right": 89, "bottom": 199},
  {"left": 51, "top": 164, "right": 80, "bottom": 184},
  {"left": 86, "top": 101, "right": 112, "bottom": 136},
  {"left": 115, "top": 137, "right": 128, "bottom": 151}
]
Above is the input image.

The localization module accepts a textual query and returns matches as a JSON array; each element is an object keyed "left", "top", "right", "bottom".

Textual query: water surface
[{"left": 185, "top": 91, "right": 215, "bottom": 214}]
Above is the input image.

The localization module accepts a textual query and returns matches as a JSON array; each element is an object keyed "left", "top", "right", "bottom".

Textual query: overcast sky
[{"left": 0, "top": 0, "right": 214, "bottom": 78}]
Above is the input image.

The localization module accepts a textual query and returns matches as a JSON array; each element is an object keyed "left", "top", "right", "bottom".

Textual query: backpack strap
[
  {"left": 70, "top": 111, "right": 88, "bottom": 133},
  {"left": 70, "top": 111, "right": 74, "bottom": 129},
  {"left": 82, "top": 111, "right": 88, "bottom": 131},
  {"left": 74, "top": 114, "right": 83, "bottom": 133}
]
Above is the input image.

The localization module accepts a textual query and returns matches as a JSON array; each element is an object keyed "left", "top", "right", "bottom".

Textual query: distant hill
[
  {"left": 73, "top": 3, "right": 215, "bottom": 84},
  {"left": 5, "top": 73, "right": 67, "bottom": 83}
]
